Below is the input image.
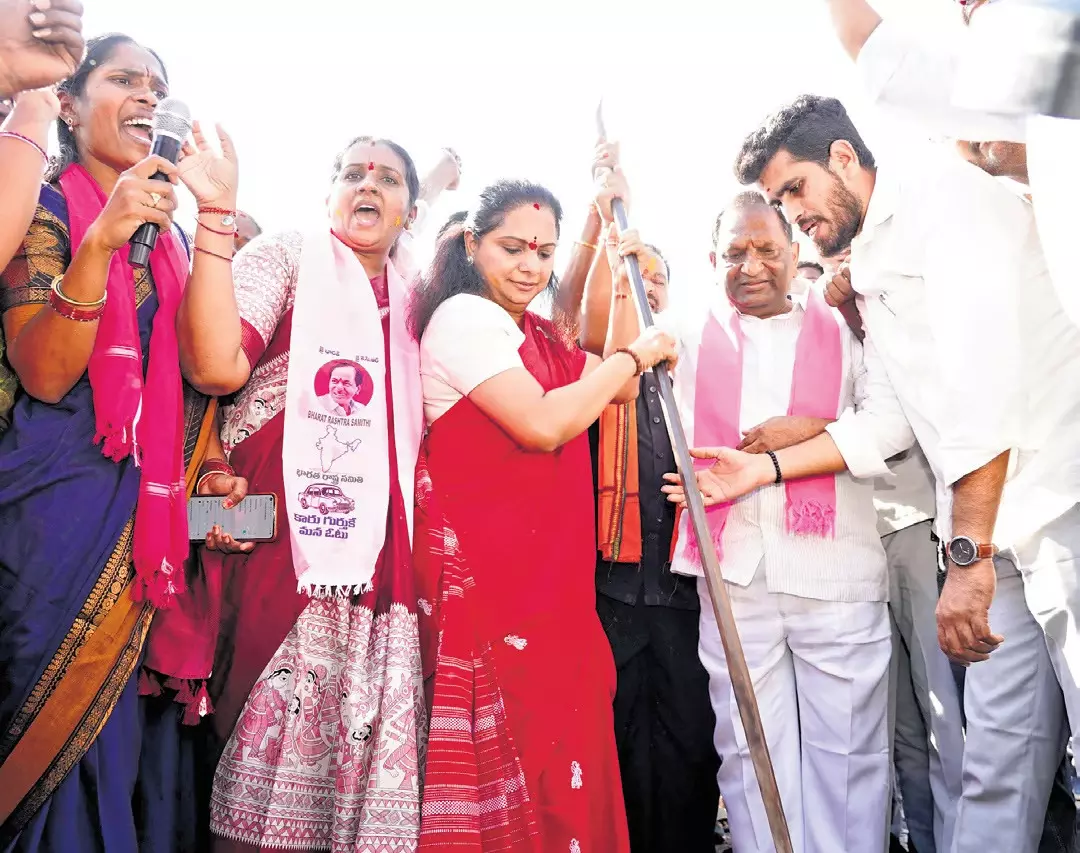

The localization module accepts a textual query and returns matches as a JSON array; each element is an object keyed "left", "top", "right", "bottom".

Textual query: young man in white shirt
[
  {"left": 714, "top": 93, "right": 1080, "bottom": 853},
  {"left": 660, "top": 191, "right": 914, "bottom": 853}
]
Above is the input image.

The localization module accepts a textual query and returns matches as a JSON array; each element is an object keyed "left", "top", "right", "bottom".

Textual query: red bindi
[
  {"left": 368, "top": 161, "right": 375, "bottom": 170},
  {"left": 528, "top": 239, "right": 538, "bottom": 250},
  {"left": 533, "top": 203, "right": 540, "bottom": 210}
]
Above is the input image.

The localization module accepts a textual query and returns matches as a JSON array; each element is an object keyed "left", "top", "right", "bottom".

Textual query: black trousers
[{"left": 598, "top": 594, "right": 720, "bottom": 853}]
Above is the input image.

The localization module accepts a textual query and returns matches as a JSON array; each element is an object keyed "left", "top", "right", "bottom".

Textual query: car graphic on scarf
[{"left": 298, "top": 483, "right": 355, "bottom": 515}]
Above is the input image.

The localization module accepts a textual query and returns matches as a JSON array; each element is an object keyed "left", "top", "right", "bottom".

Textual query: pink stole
[
  {"left": 59, "top": 164, "right": 191, "bottom": 609},
  {"left": 684, "top": 291, "right": 843, "bottom": 569}
]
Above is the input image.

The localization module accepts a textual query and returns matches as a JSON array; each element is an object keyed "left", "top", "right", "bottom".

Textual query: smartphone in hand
[{"left": 187, "top": 493, "right": 277, "bottom": 543}]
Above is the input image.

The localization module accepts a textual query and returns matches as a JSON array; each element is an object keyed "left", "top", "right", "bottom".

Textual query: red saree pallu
[{"left": 417, "top": 313, "right": 630, "bottom": 853}]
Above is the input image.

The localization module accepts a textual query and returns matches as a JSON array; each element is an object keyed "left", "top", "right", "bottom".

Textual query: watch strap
[{"left": 976, "top": 542, "right": 997, "bottom": 560}]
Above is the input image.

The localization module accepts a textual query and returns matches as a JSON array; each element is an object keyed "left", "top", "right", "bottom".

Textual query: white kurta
[{"left": 660, "top": 291, "right": 912, "bottom": 853}]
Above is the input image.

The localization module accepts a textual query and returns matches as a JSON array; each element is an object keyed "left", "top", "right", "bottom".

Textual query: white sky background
[{"left": 82, "top": 0, "right": 961, "bottom": 309}]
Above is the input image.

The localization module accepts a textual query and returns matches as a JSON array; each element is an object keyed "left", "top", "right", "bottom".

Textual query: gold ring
[{"left": 149, "top": 192, "right": 162, "bottom": 209}]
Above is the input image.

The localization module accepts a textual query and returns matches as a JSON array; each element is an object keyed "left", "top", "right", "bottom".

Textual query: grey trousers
[
  {"left": 953, "top": 505, "right": 1080, "bottom": 853},
  {"left": 885, "top": 521, "right": 965, "bottom": 853}
]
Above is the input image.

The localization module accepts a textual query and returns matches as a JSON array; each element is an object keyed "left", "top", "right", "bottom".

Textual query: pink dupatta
[
  {"left": 59, "top": 165, "right": 190, "bottom": 609},
  {"left": 684, "top": 291, "right": 844, "bottom": 569}
]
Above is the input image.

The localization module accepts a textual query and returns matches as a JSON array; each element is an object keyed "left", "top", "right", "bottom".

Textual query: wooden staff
[{"left": 596, "top": 102, "right": 793, "bottom": 853}]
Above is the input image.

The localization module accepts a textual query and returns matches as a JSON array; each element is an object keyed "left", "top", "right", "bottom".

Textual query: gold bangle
[
  {"left": 575, "top": 240, "right": 598, "bottom": 251},
  {"left": 51, "top": 275, "right": 106, "bottom": 309}
]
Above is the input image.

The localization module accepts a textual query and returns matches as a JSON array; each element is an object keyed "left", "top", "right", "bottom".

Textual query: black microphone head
[{"left": 152, "top": 98, "right": 192, "bottom": 142}]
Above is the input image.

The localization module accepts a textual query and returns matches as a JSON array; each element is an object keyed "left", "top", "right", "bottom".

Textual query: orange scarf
[{"left": 597, "top": 401, "right": 642, "bottom": 563}]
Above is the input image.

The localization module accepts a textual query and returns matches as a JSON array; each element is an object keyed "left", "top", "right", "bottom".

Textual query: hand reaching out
[{"left": 661, "top": 447, "right": 774, "bottom": 508}]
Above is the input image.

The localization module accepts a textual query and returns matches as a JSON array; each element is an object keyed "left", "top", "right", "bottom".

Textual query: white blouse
[{"left": 420, "top": 294, "right": 526, "bottom": 424}]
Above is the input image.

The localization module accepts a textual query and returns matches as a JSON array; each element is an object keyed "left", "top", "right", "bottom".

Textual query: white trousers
[
  {"left": 697, "top": 572, "right": 893, "bottom": 853},
  {"left": 953, "top": 505, "right": 1080, "bottom": 853},
  {"left": 884, "top": 521, "right": 965, "bottom": 853}
]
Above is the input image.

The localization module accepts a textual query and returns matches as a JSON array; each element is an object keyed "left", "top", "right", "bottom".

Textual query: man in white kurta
[{"left": 659, "top": 192, "right": 914, "bottom": 853}]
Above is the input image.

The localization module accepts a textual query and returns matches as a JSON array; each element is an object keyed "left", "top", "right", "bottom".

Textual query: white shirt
[
  {"left": 660, "top": 290, "right": 914, "bottom": 603},
  {"left": 857, "top": 17, "right": 1080, "bottom": 328},
  {"left": 850, "top": 154, "right": 1080, "bottom": 547},
  {"left": 419, "top": 294, "right": 525, "bottom": 424}
]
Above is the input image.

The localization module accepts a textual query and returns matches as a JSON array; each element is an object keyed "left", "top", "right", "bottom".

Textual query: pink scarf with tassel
[
  {"left": 684, "top": 291, "right": 843, "bottom": 569},
  {"left": 59, "top": 164, "right": 190, "bottom": 609}
]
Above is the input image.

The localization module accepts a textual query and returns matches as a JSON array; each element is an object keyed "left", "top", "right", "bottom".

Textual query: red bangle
[
  {"left": 198, "top": 206, "right": 237, "bottom": 216},
  {"left": 0, "top": 131, "right": 47, "bottom": 164},
  {"left": 199, "top": 458, "right": 235, "bottom": 480},
  {"left": 196, "top": 459, "right": 235, "bottom": 493},
  {"left": 198, "top": 221, "right": 236, "bottom": 237},
  {"left": 47, "top": 288, "right": 106, "bottom": 322},
  {"left": 194, "top": 246, "right": 233, "bottom": 264}
]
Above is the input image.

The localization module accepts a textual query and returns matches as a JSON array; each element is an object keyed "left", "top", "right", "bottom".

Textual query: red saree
[{"left": 416, "top": 313, "right": 630, "bottom": 853}]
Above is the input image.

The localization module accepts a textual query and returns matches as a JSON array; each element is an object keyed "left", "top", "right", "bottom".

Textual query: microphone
[{"left": 128, "top": 98, "right": 192, "bottom": 269}]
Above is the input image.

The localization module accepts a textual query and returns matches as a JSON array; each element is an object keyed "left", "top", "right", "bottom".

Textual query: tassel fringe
[
  {"left": 131, "top": 558, "right": 185, "bottom": 610},
  {"left": 298, "top": 582, "right": 372, "bottom": 599},
  {"left": 137, "top": 668, "right": 163, "bottom": 697},
  {"left": 139, "top": 670, "right": 215, "bottom": 726},
  {"left": 785, "top": 498, "right": 836, "bottom": 538},
  {"left": 684, "top": 522, "right": 725, "bottom": 570}
]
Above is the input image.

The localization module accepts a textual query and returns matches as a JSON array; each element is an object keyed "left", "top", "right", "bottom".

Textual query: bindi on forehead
[
  {"left": 501, "top": 234, "right": 556, "bottom": 249},
  {"left": 344, "top": 157, "right": 403, "bottom": 178}
]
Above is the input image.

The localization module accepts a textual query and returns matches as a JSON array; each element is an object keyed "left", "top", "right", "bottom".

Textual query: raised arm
[
  {"left": 0, "top": 0, "right": 85, "bottom": 99},
  {"left": 0, "top": 90, "right": 55, "bottom": 272},
  {"left": 822, "top": 0, "right": 1026, "bottom": 142},
  {"left": 175, "top": 122, "right": 246, "bottom": 395},
  {"left": 579, "top": 140, "right": 633, "bottom": 355},
  {"left": 823, "top": 0, "right": 882, "bottom": 60},
  {"left": 553, "top": 205, "right": 603, "bottom": 340}
]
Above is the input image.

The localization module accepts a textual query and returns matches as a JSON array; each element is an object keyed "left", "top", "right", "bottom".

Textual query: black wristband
[{"left": 765, "top": 450, "right": 783, "bottom": 484}]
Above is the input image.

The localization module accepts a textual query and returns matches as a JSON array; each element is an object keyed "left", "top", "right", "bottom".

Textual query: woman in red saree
[{"left": 409, "top": 180, "right": 677, "bottom": 853}]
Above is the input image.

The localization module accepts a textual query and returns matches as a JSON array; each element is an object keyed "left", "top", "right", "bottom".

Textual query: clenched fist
[{"left": 0, "top": 0, "right": 85, "bottom": 99}]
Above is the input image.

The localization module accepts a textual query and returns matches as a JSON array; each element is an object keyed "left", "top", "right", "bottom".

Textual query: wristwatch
[{"left": 946, "top": 535, "right": 997, "bottom": 567}]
